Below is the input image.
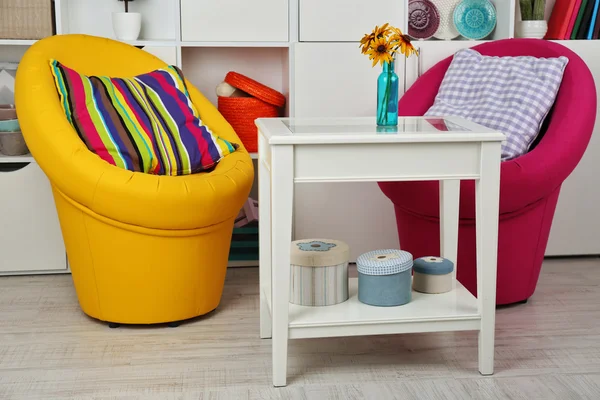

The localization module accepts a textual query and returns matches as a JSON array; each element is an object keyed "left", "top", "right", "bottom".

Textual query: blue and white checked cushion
[{"left": 425, "top": 49, "right": 568, "bottom": 160}]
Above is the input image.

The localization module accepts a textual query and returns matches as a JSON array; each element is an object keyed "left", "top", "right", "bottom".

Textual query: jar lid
[
  {"left": 224, "top": 71, "right": 286, "bottom": 108},
  {"left": 413, "top": 256, "right": 454, "bottom": 275},
  {"left": 356, "top": 249, "right": 413, "bottom": 276},
  {"left": 290, "top": 239, "right": 350, "bottom": 267}
]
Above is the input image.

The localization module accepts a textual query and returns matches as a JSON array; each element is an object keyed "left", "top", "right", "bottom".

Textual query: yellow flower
[
  {"left": 366, "top": 36, "right": 396, "bottom": 67},
  {"left": 390, "top": 28, "right": 419, "bottom": 58},
  {"left": 360, "top": 23, "right": 390, "bottom": 54}
]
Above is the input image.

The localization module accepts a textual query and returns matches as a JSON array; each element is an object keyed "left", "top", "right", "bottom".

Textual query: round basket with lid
[
  {"left": 289, "top": 239, "right": 350, "bottom": 306},
  {"left": 412, "top": 256, "right": 454, "bottom": 294},
  {"left": 356, "top": 249, "right": 413, "bottom": 307}
]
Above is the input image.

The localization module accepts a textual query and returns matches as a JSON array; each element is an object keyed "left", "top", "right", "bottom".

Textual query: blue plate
[{"left": 453, "top": 0, "right": 497, "bottom": 40}]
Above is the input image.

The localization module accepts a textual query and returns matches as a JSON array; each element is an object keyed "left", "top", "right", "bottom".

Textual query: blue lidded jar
[{"left": 356, "top": 249, "right": 413, "bottom": 307}]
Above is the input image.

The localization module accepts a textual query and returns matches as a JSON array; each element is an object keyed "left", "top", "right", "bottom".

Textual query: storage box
[
  {"left": 217, "top": 72, "right": 285, "bottom": 153},
  {"left": 0, "top": 0, "right": 54, "bottom": 40},
  {"left": 356, "top": 249, "right": 413, "bottom": 307},
  {"left": 412, "top": 256, "right": 454, "bottom": 294},
  {"left": 290, "top": 239, "right": 350, "bottom": 306},
  {"left": 228, "top": 221, "right": 259, "bottom": 263},
  {"left": 0, "top": 131, "right": 28, "bottom": 156}
]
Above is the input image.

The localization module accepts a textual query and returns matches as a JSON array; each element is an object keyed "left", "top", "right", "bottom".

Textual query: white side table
[{"left": 256, "top": 117, "right": 505, "bottom": 387}]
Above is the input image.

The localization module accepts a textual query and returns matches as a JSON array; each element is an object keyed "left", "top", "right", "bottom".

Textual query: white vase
[
  {"left": 112, "top": 12, "right": 142, "bottom": 41},
  {"left": 516, "top": 20, "right": 548, "bottom": 39}
]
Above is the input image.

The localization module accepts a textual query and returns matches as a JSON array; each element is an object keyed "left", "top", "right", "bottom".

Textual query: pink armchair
[{"left": 379, "top": 39, "right": 597, "bottom": 305}]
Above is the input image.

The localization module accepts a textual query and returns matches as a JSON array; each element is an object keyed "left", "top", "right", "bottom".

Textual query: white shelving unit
[
  {"left": 286, "top": 278, "right": 479, "bottom": 339},
  {"left": 2, "top": 0, "right": 600, "bottom": 275}
]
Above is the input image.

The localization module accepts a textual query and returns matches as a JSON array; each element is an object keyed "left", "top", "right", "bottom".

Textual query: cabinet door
[
  {"left": 299, "top": 0, "right": 404, "bottom": 42},
  {"left": 142, "top": 46, "right": 177, "bottom": 65},
  {"left": 545, "top": 41, "right": 600, "bottom": 256},
  {"left": 180, "top": 0, "right": 288, "bottom": 42},
  {"left": 405, "top": 40, "right": 480, "bottom": 90},
  {"left": 142, "top": 46, "right": 178, "bottom": 66},
  {"left": 292, "top": 43, "right": 401, "bottom": 261},
  {"left": 294, "top": 43, "right": 404, "bottom": 117},
  {"left": 0, "top": 162, "right": 66, "bottom": 274}
]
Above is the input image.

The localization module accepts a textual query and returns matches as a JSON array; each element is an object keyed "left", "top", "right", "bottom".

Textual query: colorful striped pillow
[{"left": 49, "top": 60, "right": 238, "bottom": 175}]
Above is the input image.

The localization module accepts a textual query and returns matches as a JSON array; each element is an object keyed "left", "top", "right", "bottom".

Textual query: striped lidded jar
[{"left": 289, "top": 239, "right": 350, "bottom": 306}]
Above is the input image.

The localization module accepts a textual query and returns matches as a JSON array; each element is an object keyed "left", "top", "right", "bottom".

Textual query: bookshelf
[{"left": 1, "top": 0, "right": 600, "bottom": 275}]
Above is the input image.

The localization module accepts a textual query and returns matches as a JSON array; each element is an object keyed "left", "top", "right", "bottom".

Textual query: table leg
[
  {"left": 476, "top": 142, "right": 501, "bottom": 376},
  {"left": 259, "top": 136, "right": 272, "bottom": 339},
  {"left": 270, "top": 145, "right": 294, "bottom": 387},
  {"left": 439, "top": 180, "right": 460, "bottom": 284}
]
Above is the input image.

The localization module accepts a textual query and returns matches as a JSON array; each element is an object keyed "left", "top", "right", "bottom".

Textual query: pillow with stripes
[{"left": 49, "top": 59, "right": 238, "bottom": 175}]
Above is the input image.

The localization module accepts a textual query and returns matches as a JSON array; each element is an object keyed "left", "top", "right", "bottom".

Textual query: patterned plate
[
  {"left": 408, "top": 0, "right": 441, "bottom": 40},
  {"left": 453, "top": 0, "right": 497, "bottom": 40},
  {"left": 433, "top": 0, "right": 461, "bottom": 40}
]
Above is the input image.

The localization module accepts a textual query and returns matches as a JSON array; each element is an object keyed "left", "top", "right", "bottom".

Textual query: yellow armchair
[{"left": 15, "top": 35, "right": 254, "bottom": 325}]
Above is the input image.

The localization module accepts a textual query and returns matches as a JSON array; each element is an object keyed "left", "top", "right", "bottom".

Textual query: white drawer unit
[
  {"left": 0, "top": 161, "right": 67, "bottom": 274},
  {"left": 293, "top": 42, "right": 397, "bottom": 118},
  {"left": 142, "top": 46, "right": 178, "bottom": 65},
  {"left": 299, "top": 0, "right": 404, "bottom": 42},
  {"left": 180, "top": 0, "right": 289, "bottom": 42}
]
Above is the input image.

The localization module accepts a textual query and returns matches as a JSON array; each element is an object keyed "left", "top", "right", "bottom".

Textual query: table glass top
[{"left": 282, "top": 117, "right": 471, "bottom": 135}]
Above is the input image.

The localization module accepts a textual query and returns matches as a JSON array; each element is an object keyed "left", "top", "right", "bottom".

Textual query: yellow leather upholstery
[{"left": 15, "top": 35, "right": 254, "bottom": 324}]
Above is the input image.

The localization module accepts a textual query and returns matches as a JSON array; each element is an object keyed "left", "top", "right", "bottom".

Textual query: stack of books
[{"left": 545, "top": 0, "right": 600, "bottom": 39}]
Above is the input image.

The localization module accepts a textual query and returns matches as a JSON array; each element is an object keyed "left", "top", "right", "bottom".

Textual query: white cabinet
[
  {"left": 293, "top": 42, "right": 399, "bottom": 117},
  {"left": 545, "top": 41, "right": 600, "bottom": 256},
  {"left": 180, "top": 0, "right": 288, "bottom": 42},
  {"left": 0, "top": 162, "right": 66, "bottom": 274},
  {"left": 405, "top": 41, "right": 480, "bottom": 90},
  {"left": 299, "top": 0, "right": 404, "bottom": 42},
  {"left": 292, "top": 43, "right": 401, "bottom": 261}
]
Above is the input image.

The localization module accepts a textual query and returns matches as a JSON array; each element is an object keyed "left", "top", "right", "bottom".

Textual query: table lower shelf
[{"left": 266, "top": 278, "right": 481, "bottom": 340}]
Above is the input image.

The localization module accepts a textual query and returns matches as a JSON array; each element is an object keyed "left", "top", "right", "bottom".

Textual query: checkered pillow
[{"left": 425, "top": 49, "right": 568, "bottom": 160}]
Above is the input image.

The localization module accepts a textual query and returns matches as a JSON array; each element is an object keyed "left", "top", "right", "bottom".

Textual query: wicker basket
[
  {"left": 218, "top": 72, "right": 285, "bottom": 153},
  {"left": 0, "top": 0, "right": 54, "bottom": 40}
]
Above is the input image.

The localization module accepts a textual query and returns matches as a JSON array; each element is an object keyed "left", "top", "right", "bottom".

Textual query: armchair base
[{"left": 54, "top": 187, "right": 235, "bottom": 325}]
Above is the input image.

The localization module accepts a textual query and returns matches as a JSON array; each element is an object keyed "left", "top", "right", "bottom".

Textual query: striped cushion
[{"left": 49, "top": 60, "right": 238, "bottom": 175}]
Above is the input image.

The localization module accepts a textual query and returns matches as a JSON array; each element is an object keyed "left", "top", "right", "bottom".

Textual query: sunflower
[
  {"left": 390, "top": 28, "right": 419, "bottom": 58},
  {"left": 360, "top": 23, "right": 390, "bottom": 54},
  {"left": 366, "top": 36, "right": 396, "bottom": 67}
]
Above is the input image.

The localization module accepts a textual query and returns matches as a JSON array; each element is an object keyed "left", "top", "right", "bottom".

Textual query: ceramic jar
[
  {"left": 356, "top": 249, "right": 413, "bottom": 307},
  {"left": 289, "top": 239, "right": 350, "bottom": 306},
  {"left": 412, "top": 256, "right": 455, "bottom": 294}
]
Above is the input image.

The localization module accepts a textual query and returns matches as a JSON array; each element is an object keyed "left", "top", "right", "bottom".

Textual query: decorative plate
[
  {"left": 408, "top": 0, "right": 441, "bottom": 40},
  {"left": 453, "top": 0, "right": 497, "bottom": 40},
  {"left": 433, "top": 0, "right": 461, "bottom": 40}
]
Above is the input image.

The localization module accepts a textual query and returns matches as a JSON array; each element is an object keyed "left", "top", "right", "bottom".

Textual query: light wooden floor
[{"left": 1, "top": 258, "right": 600, "bottom": 399}]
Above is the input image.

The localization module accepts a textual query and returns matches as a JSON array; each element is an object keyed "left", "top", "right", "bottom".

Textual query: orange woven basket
[{"left": 218, "top": 72, "right": 286, "bottom": 153}]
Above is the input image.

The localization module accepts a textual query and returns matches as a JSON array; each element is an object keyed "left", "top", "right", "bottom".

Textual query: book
[
  {"left": 572, "top": 0, "right": 590, "bottom": 39},
  {"left": 546, "top": 0, "right": 578, "bottom": 39},
  {"left": 565, "top": 0, "right": 583, "bottom": 38},
  {"left": 593, "top": 0, "right": 600, "bottom": 37},
  {"left": 586, "top": 0, "right": 600, "bottom": 38},
  {"left": 576, "top": 0, "right": 597, "bottom": 39}
]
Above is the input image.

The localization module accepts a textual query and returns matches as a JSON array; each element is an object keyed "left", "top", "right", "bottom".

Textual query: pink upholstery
[{"left": 378, "top": 39, "right": 597, "bottom": 305}]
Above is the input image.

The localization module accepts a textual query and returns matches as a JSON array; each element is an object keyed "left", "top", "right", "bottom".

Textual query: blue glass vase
[{"left": 377, "top": 59, "right": 399, "bottom": 126}]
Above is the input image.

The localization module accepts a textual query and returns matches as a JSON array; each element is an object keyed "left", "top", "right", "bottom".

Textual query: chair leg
[
  {"left": 167, "top": 321, "right": 181, "bottom": 328},
  {"left": 108, "top": 322, "right": 121, "bottom": 329}
]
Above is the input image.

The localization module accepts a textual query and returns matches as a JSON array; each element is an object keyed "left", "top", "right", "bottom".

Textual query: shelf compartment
[{"left": 284, "top": 278, "right": 480, "bottom": 339}]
